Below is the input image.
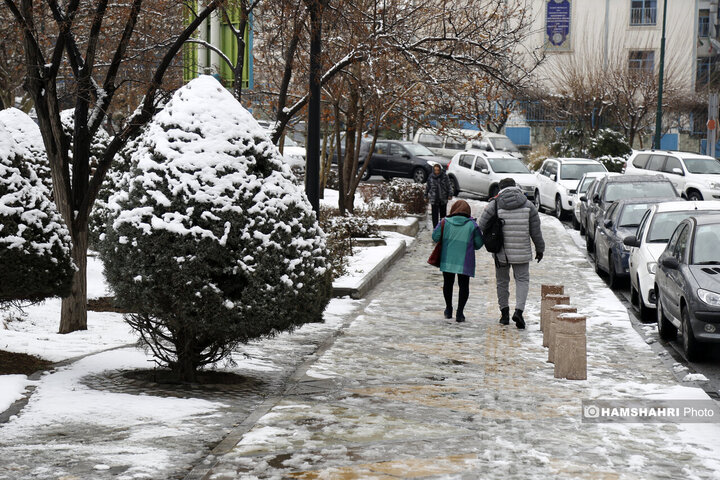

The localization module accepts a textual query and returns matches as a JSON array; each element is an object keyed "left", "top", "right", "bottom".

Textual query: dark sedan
[
  {"left": 583, "top": 174, "right": 680, "bottom": 253},
  {"left": 359, "top": 140, "right": 449, "bottom": 183},
  {"left": 655, "top": 215, "right": 720, "bottom": 361},
  {"left": 594, "top": 198, "right": 671, "bottom": 289}
]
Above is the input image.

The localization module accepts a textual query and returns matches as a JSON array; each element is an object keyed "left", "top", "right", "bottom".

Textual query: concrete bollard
[
  {"left": 542, "top": 294, "right": 569, "bottom": 347},
  {"left": 540, "top": 285, "right": 564, "bottom": 333},
  {"left": 554, "top": 313, "right": 587, "bottom": 380},
  {"left": 548, "top": 304, "right": 577, "bottom": 363}
]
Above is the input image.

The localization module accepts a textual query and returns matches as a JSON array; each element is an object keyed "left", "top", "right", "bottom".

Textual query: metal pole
[
  {"left": 653, "top": 0, "right": 668, "bottom": 149},
  {"left": 305, "top": 0, "right": 323, "bottom": 214}
]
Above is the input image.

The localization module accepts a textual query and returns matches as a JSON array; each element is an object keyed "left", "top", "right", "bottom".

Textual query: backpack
[{"left": 482, "top": 201, "right": 504, "bottom": 253}]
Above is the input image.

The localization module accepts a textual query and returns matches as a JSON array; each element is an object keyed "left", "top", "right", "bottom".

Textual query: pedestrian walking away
[
  {"left": 478, "top": 177, "right": 545, "bottom": 329},
  {"left": 430, "top": 200, "right": 484, "bottom": 323},
  {"left": 425, "top": 163, "right": 452, "bottom": 228}
]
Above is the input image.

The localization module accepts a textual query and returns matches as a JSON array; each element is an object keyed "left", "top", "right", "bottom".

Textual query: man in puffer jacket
[{"left": 478, "top": 177, "right": 545, "bottom": 329}]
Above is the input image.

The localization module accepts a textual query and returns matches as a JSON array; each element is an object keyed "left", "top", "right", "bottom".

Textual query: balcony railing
[{"left": 630, "top": 7, "right": 657, "bottom": 25}]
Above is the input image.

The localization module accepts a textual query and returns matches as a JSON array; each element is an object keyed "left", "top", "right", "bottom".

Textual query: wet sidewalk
[{"left": 193, "top": 202, "right": 720, "bottom": 479}]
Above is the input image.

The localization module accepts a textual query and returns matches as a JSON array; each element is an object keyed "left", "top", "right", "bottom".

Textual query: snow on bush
[
  {"left": 0, "top": 108, "right": 51, "bottom": 192},
  {"left": 0, "top": 123, "right": 74, "bottom": 302},
  {"left": 99, "top": 76, "right": 332, "bottom": 379}
]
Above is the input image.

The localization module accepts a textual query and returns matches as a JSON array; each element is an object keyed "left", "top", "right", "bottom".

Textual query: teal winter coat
[{"left": 431, "top": 214, "right": 484, "bottom": 277}]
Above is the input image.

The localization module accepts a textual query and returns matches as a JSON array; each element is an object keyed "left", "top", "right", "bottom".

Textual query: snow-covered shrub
[
  {"left": 0, "top": 123, "right": 74, "bottom": 302},
  {"left": 549, "top": 128, "right": 586, "bottom": 157},
  {"left": 362, "top": 201, "right": 407, "bottom": 219},
  {"left": 387, "top": 179, "right": 426, "bottom": 214},
  {"left": 99, "top": 76, "right": 332, "bottom": 380},
  {"left": 588, "top": 129, "right": 632, "bottom": 172},
  {"left": 0, "top": 108, "right": 51, "bottom": 192}
]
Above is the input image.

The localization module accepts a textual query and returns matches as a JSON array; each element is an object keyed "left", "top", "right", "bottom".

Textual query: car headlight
[
  {"left": 706, "top": 181, "right": 720, "bottom": 190},
  {"left": 647, "top": 262, "right": 657, "bottom": 274},
  {"left": 698, "top": 288, "right": 720, "bottom": 306}
]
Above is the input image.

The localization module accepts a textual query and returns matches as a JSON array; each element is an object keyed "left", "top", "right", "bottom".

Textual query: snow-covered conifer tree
[
  {"left": 99, "top": 76, "right": 332, "bottom": 381},
  {"left": 0, "top": 108, "right": 51, "bottom": 192}
]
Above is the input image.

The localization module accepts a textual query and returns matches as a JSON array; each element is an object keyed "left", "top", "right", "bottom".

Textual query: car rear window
[
  {"left": 604, "top": 181, "right": 677, "bottom": 203},
  {"left": 632, "top": 154, "right": 651, "bottom": 169}
]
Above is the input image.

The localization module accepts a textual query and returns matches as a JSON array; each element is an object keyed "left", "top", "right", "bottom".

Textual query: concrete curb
[{"left": 332, "top": 240, "right": 407, "bottom": 299}]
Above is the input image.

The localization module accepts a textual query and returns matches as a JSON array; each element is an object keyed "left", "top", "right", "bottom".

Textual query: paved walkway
[{"left": 193, "top": 203, "right": 720, "bottom": 479}]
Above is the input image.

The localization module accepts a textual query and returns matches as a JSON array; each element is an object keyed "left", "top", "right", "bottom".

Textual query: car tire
[
  {"left": 450, "top": 177, "right": 460, "bottom": 196},
  {"left": 586, "top": 230, "right": 595, "bottom": 253},
  {"left": 554, "top": 196, "right": 564, "bottom": 220},
  {"left": 360, "top": 168, "right": 372, "bottom": 181},
  {"left": 656, "top": 289, "right": 677, "bottom": 340},
  {"left": 682, "top": 304, "right": 704, "bottom": 362},
  {"left": 687, "top": 190, "right": 703, "bottom": 201},
  {"left": 533, "top": 190, "right": 541, "bottom": 211},
  {"left": 634, "top": 276, "right": 653, "bottom": 323},
  {"left": 412, "top": 168, "right": 427, "bottom": 183},
  {"left": 572, "top": 214, "right": 580, "bottom": 230},
  {"left": 594, "top": 246, "right": 602, "bottom": 275},
  {"left": 607, "top": 252, "right": 620, "bottom": 289},
  {"left": 488, "top": 184, "right": 499, "bottom": 200}
]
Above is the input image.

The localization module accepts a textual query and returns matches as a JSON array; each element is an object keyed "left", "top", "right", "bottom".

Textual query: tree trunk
[{"left": 59, "top": 227, "right": 88, "bottom": 333}]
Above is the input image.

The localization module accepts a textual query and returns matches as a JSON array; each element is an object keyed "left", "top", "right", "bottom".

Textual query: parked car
[
  {"left": 279, "top": 135, "right": 306, "bottom": 168},
  {"left": 594, "top": 198, "right": 673, "bottom": 289},
  {"left": 624, "top": 201, "right": 720, "bottom": 321},
  {"left": 534, "top": 158, "right": 607, "bottom": 220},
  {"left": 446, "top": 150, "right": 537, "bottom": 199},
  {"left": 359, "top": 140, "right": 449, "bottom": 183},
  {"left": 655, "top": 215, "right": 720, "bottom": 360},
  {"left": 572, "top": 172, "right": 613, "bottom": 232},
  {"left": 625, "top": 150, "right": 720, "bottom": 201},
  {"left": 413, "top": 128, "right": 523, "bottom": 160},
  {"left": 583, "top": 174, "right": 680, "bottom": 253}
]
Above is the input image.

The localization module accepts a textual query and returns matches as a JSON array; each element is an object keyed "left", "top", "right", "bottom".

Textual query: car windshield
[
  {"left": 618, "top": 204, "right": 649, "bottom": 227},
  {"left": 489, "top": 137, "right": 519, "bottom": 152},
  {"left": 578, "top": 177, "right": 597, "bottom": 193},
  {"left": 693, "top": 224, "right": 720, "bottom": 264},
  {"left": 487, "top": 158, "right": 530, "bottom": 173},
  {"left": 284, "top": 136, "right": 299, "bottom": 147},
  {"left": 404, "top": 143, "right": 435, "bottom": 156},
  {"left": 604, "top": 182, "right": 676, "bottom": 203},
  {"left": 560, "top": 163, "right": 606, "bottom": 180},
  {"left": 647, "top": 211, "right": 696, "bottom": 243},
  {"left": 684, "top": 158, "right": 720, "bottom": 174}
]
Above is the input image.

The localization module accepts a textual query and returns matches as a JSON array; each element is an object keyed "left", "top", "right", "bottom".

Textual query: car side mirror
[
  {"left": 481, "top": 168, "right": 489, "bottom": 174},
  {"left": 550, "top": 174, "right": 557, "bottom": 182},
  {"left": 623, "top": 235, "right": 640, "bottom": 248},
  {"left": 672, "top": 167, "right": 684, "bottom": 176},
  {"left": 580, "top": 195, "right": 587, "bottom": 202},
  {"left": 402, "top": 153, "right": 410, "bottom": 158},
  {"left": 603, "top": 218, "right": 612, "bottom": 228},
  {"left": 661, "top": 256, "right": 680, "bottom": 269}
]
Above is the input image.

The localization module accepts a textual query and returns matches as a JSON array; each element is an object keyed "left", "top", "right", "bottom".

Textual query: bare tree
[{"left": 5, "top": 0, "right": 224, "bottom": 333}]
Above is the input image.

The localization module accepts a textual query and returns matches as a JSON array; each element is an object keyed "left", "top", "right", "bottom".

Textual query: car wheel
[
  {"left": 656, "top": 289, "right": 677, "bottom": 340},
  {"left": 687, "top": 190, "right": 703, "bottom": 201},
  {"left": 450, "top": 177, "right": 460, "bottom": 196},
  {"left": 635, "top": 276, "right": 653, "bottom": 323},
  {"left": 488, "top": 184, "right": 499, "bottom": 199},
  {"left": 682, "top": 304, "right": 704, "bottom": 362},
  {"left": 554, "top": 196, "right": 564, "bottom": 220},
  {"left": 607, "top": 252, "right": 620, "bottom": 289},
  {"left": 412, "top": 168, "right": 427, "bottom": 183},
  {"left": 572, "top": 214, "right": 580, "bottom": 230},
  {"left": 594, "top": 246, "right": 602, "bottom": 275},
  {"left": 361, "top": 168, "right": 372, "bottom": 181},
  {"left": 586, "top": 230, "right": 595, "bottom": 253},
  {"left": 533, "top": 190, "right": 541, "bottom": 210}
]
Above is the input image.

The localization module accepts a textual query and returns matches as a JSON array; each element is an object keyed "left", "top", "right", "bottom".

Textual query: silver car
[{"left": 446, "top": 150, "right": 538, "bottom": 199}]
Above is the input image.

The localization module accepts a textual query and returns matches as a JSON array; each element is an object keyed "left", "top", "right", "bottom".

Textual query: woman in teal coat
[{"left": 431, "top": 199, "right": 484, "bottom": 322}]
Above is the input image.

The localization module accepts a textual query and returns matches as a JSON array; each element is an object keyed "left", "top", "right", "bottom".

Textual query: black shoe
[
  {"left": 513, "top": 309, "right": 525, "bottom": 329},
  {"left": 499, "top": 307, "right": 510, "bottom": 325},
  {"left": 456, "top": 313, "right": 465, "bottom": 323},
  {"left": 444, "top": 307, "right": 453, "bottom": 319}
]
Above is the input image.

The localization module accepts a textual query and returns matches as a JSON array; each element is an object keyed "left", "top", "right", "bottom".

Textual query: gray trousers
[{"left": 495, "top": 262, "right": 530, "bottom": 311}]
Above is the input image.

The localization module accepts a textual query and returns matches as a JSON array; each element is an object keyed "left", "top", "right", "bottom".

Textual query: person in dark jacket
[
  {"left": 431, "top": 200, "right": 484, "bottom": 322},
  {"left": 425, "top": 164, "right": 452, "bottom": 228},
  {"left": 478, "top": 178, "right": 545, "bottom": 329}
]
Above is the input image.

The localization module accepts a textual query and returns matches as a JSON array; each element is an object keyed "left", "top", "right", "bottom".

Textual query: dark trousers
[
  {"left": 431, "top": 203, "right": 447, "bottom": 228},
  {"left": 443, "top": 272, "right": 469, "bottom": 315}
]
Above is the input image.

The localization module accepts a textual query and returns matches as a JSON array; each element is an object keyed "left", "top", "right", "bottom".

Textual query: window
[
  {"left": 546, "top": 162, "right": 558, "bottom": 178},
  {"left": 632, "top": 154, "right": 651, "bottom": 169},
  {"left": 692, "top": 225, "right": 720, "bottom": 264},
  {"left": 662, "top": 157, "right": 683, "bottom": 175},
  {"left": 560, "top": 163, "right": 606, "bottom": 180},
  {"left": 629, "top": 51, "right": 655, "bottom": 73},
  {"left": 699, "top": 9, "right": 710, "bottom": 37},
  {"left": 630, "top": 0, "right": 657, "bottom": 25},
  {"left": 458, "top": 154, "right": 474, "bottom": 169},
  {"left": 636, "top": 210, "right": 652, "bottom": 242},
  {"left": 619, "top": 203, "right": 650, "bottom": 228},
  {"left": 697, "top": 57, "right": 716, "bottom": 86},
  {"left": 673, "top": 224, "right": 691, "bottom": 262},
  {"left": 374, "top": 143, "right": 387, "bottom": 154},
  {"left": 389, "top": 144, "right": 404, "bottom": 156},
  {"left": 474, "top": 158, "right": 488, "bottom": 172},
  {"left": 646, "top": 154, "right": 666, "bottom": 171},
  {"left": 418, "top": 133, "right": 443, "bottom": 149},
  {"left": 666, "top": 223, "right": 686, "bottom": 255},
  {"left": 445, "top": 136, "right": 466, "bottom": 150}
]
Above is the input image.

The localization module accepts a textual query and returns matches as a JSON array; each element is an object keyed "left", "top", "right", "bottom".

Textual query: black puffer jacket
[{"left": 425, "top": 170, "right": 452, "bottom": 205}]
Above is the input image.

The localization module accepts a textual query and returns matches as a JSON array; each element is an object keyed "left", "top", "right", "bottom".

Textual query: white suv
[
  {"left": 625, "top": 150, "right": 720, "bottom": 201},
  {"left": 447, "top": 150, "right": 537, "bottom": 199},
  {"left": 624, "top": 200, "right": 720, "bottom": 320},
  {"left": 534, "top": 158, "right": 607, "bottom": 219}
]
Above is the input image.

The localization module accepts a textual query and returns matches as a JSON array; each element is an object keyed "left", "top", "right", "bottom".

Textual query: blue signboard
[{"left": 546, "top": 0, "right": 571, "bottom": 51}]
